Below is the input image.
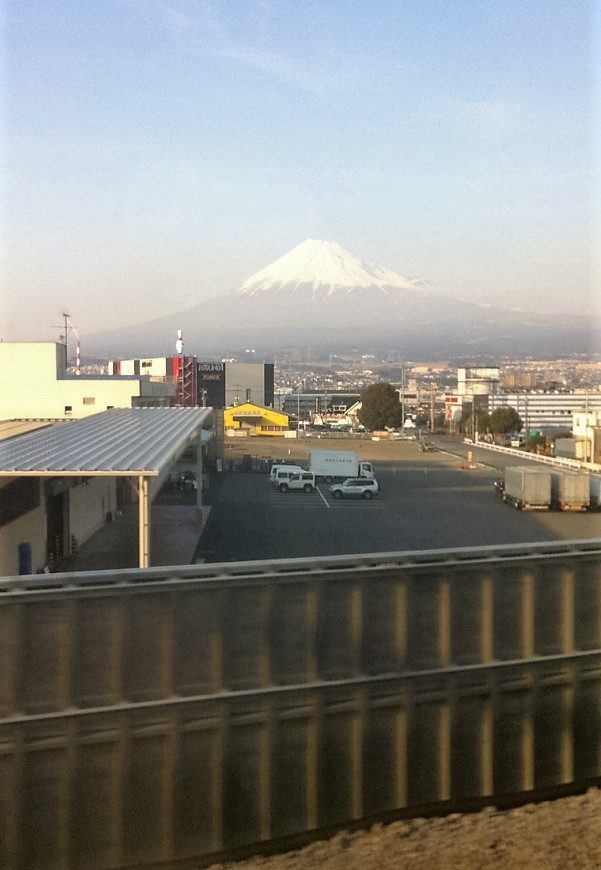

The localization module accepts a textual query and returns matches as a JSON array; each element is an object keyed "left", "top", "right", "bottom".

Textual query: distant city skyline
[{"left": 2, "top": 0, "right": 598, "bottom": 341}]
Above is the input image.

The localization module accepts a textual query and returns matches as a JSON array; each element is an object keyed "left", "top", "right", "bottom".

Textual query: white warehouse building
[
  {"left": 0, "top": 342, "right": 174, "bottom": 421},
  {"left": 488, "top": 392, "right": 601, "bottom": 431}
]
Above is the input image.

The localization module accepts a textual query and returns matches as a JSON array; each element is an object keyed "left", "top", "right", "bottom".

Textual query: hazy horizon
[{"left": 2, "top": 1, "right": 599, "bottom": 341}]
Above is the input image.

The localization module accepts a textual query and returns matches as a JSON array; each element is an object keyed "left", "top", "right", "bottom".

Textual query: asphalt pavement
[{"left": 197, "top": 457, "right": 600, "bottom": 563}]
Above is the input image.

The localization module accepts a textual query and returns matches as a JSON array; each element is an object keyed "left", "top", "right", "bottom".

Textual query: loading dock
[{"left": 0, "top": 407, "right": 213, "bottom": 572}]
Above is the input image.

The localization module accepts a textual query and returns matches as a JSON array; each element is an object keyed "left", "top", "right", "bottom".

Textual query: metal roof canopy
[
  {"left": 0, "top": 407, "right": 214, "bottom": 569},
  {"left": 0, "top": 407, "right": 212, "bottom": 476}
]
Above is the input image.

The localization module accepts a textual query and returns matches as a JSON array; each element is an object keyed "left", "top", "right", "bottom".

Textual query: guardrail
[
  {"left": 466, "top": 441, "right": 601, "bottom": 474},
  {"left": 1, "top": 539, "right": 601, "bottom": 867}
]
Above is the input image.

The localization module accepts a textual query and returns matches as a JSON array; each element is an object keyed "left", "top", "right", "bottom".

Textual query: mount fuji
[
  {"left": 236, "top": 238, "right": 431, "bottom": 300},
  {"left": 84, "top": 240, "right": 594, "bottom": 357}
]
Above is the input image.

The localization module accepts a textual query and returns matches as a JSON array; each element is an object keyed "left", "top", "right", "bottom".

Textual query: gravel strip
[{"left": 210, "top": 789, "right": 601, "bottom": 869}]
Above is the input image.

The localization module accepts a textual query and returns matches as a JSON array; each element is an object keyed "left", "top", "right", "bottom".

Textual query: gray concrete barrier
[{"left": 1, "top": 539, "right": 600, "bottom": 867}]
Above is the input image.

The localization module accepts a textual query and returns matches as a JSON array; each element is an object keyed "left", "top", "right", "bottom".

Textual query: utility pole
[
  {"left": 400, "top": 365, "right": 405, "bottom": 430},
  {"left": 62, "top": 312, "right": 70, "bottom": 344},
  {"left": 51, "top": 311, "right": 73, "bottom": 347},
  {"left": 430, "top": 384, "right": 435, "bottom": 432}
]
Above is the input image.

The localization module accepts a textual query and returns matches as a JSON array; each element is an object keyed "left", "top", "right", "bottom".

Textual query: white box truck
[
  {"left": 550, "top": 470, "right": 590, "bottom": 511},
  {"left": 309, "top": 450, "right": 374, "bottom": 481},
  {"left": 503, "top": 466, "right": 551, "bottom": 510}
]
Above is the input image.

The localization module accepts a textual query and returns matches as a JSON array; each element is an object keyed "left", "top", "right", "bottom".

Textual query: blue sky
[{"left": 2, "top": 0, "right": 598, "bottom": 339}]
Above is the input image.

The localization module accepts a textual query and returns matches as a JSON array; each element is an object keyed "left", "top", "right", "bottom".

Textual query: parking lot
[{"left": 198, "top": 441, "right": 600, "bottom": 562}]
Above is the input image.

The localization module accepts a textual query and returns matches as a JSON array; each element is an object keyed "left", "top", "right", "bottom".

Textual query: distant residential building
[
  {"left": 502, "top": 371, "right": 537, "bottom": 390},
  {"left": 0, "top": 343, "right": 173, "bottom": 421},
  {"left": 411, "top": 362, "right": 450, "bottom": 374}
]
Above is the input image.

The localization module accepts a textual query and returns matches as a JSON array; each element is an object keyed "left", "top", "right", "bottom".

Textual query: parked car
[
  {"left": 269, "top": 463, "right": 304, "bottom": 483},
  {"left": 279, "top": 472, "right": 316, "bottom": 493},
  {"left": 329, "top": 478, "right": 379, "bottom": 499}
]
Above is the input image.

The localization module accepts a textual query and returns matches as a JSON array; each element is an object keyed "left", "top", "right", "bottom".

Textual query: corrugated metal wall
[{"left": 1, "top": 542, "right": 600, "bottom": 867}]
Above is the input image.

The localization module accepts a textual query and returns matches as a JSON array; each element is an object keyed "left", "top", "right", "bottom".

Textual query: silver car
[{"left": 329, "top": 477, "right": 379, "bottom": 499}]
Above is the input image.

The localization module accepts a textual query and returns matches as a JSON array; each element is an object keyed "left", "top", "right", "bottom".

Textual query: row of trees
[
  {"left": 461, "top": 405, "right": 523, "bottom": 436},
  {"left": 358, "top": 382, "right": 523, "bottom": 435}
]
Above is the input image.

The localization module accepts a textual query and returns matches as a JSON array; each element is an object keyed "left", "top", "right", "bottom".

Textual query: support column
[
  {"left": 438, "top": 702, "right": 451, "bottom": 801},
  {"left": 195, "top": 431, "right": 204, "bottom": 527},
  {"left": 560, "top": 569, "right": 575, "bottom": 654},
  {"left": 439, "top": 580, "right": 452, "bottom": 667},
  {"left": 394, "top": 706, "right": 408, "bottom": 808},
  {"left": 138, "top": 475, "right": 149, "bottom": 568},
  {"left": 480, "top": 576, "right": 494, "bottom": 663},
  {"left": 521, "top": 571, "right": 535, "bottom": 659},
  {"left": 480, "top": 700, "right": 494, "bottom": 796}
]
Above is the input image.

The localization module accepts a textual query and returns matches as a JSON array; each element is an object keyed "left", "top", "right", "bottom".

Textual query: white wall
[
  {"left": 0, "top": 476, "right": 118, "bottom": 576},
  {"left": 0, "top": 342, "right": 172, "bottom": 420},
  {"left": 69, "top": 478, "right": 116, "bottom": 545}
]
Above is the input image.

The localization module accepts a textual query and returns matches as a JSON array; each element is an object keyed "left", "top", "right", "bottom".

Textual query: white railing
[{"left": 468, "top": 440, "right": 601, "bottom": 474}]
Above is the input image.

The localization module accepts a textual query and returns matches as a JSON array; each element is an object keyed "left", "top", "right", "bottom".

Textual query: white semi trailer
[
  {"left": 550, "top": 470, "right": 590, "bottom": 511},
  {"left": 503, "top": 466, "right": 551, "bottom": 510},
  {"left": 309, "top": 450, "right": 374, "bottom": 481}
]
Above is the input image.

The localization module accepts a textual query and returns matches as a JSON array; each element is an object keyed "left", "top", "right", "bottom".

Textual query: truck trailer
[
  {"left": 309, "top": 450, "right": 374, "bottom": 481},
  {"left": 590, "top": 475, "right": 601, "bottom": 511},
  {"left": 550, "top": 470, "right": 590, "bottom": 511},
  {"left": 502, "top": 466, "right": 551, "bottom": 510}
]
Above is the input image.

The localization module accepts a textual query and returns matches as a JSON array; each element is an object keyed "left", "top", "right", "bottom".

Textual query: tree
[
  {"left": 489, "top": 406, "right": 522, "bottom": 434},
  {"left": 460, "top": 406, "right": 491, "bottom": 436},
  {"left": 358, "top": 382, "right": 402, "bottom": 431}
]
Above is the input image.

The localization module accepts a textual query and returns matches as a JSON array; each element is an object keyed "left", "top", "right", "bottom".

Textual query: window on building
[
  {"left": 64, "top": 405, "right": 73, "bottom": 414},
  {"left": 83, "top": 397, "right": 96, "bottom": 405}
]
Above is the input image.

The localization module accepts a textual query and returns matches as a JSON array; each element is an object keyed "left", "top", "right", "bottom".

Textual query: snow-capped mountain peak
[
  {"left": 236, "top": 239, "right": 426, "bottom": 299},
  {"left": 84, "top": 237, "right": 594, "bottom": 358}
]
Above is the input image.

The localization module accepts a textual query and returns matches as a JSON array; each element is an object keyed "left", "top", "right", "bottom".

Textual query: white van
[
  {"left": 278, "top": 471, "right": 316, "bottom": 493},
  {"left": 269, "top": 464, "right": 304, "bottom": 484}
]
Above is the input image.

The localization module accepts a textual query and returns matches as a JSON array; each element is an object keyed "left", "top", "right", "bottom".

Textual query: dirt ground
[
  {"left": 223, "top": 435, "right": 448, "bottom": 466},
  {"left": 211, "top": 789, "right": 601, "bottom": 869}
]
